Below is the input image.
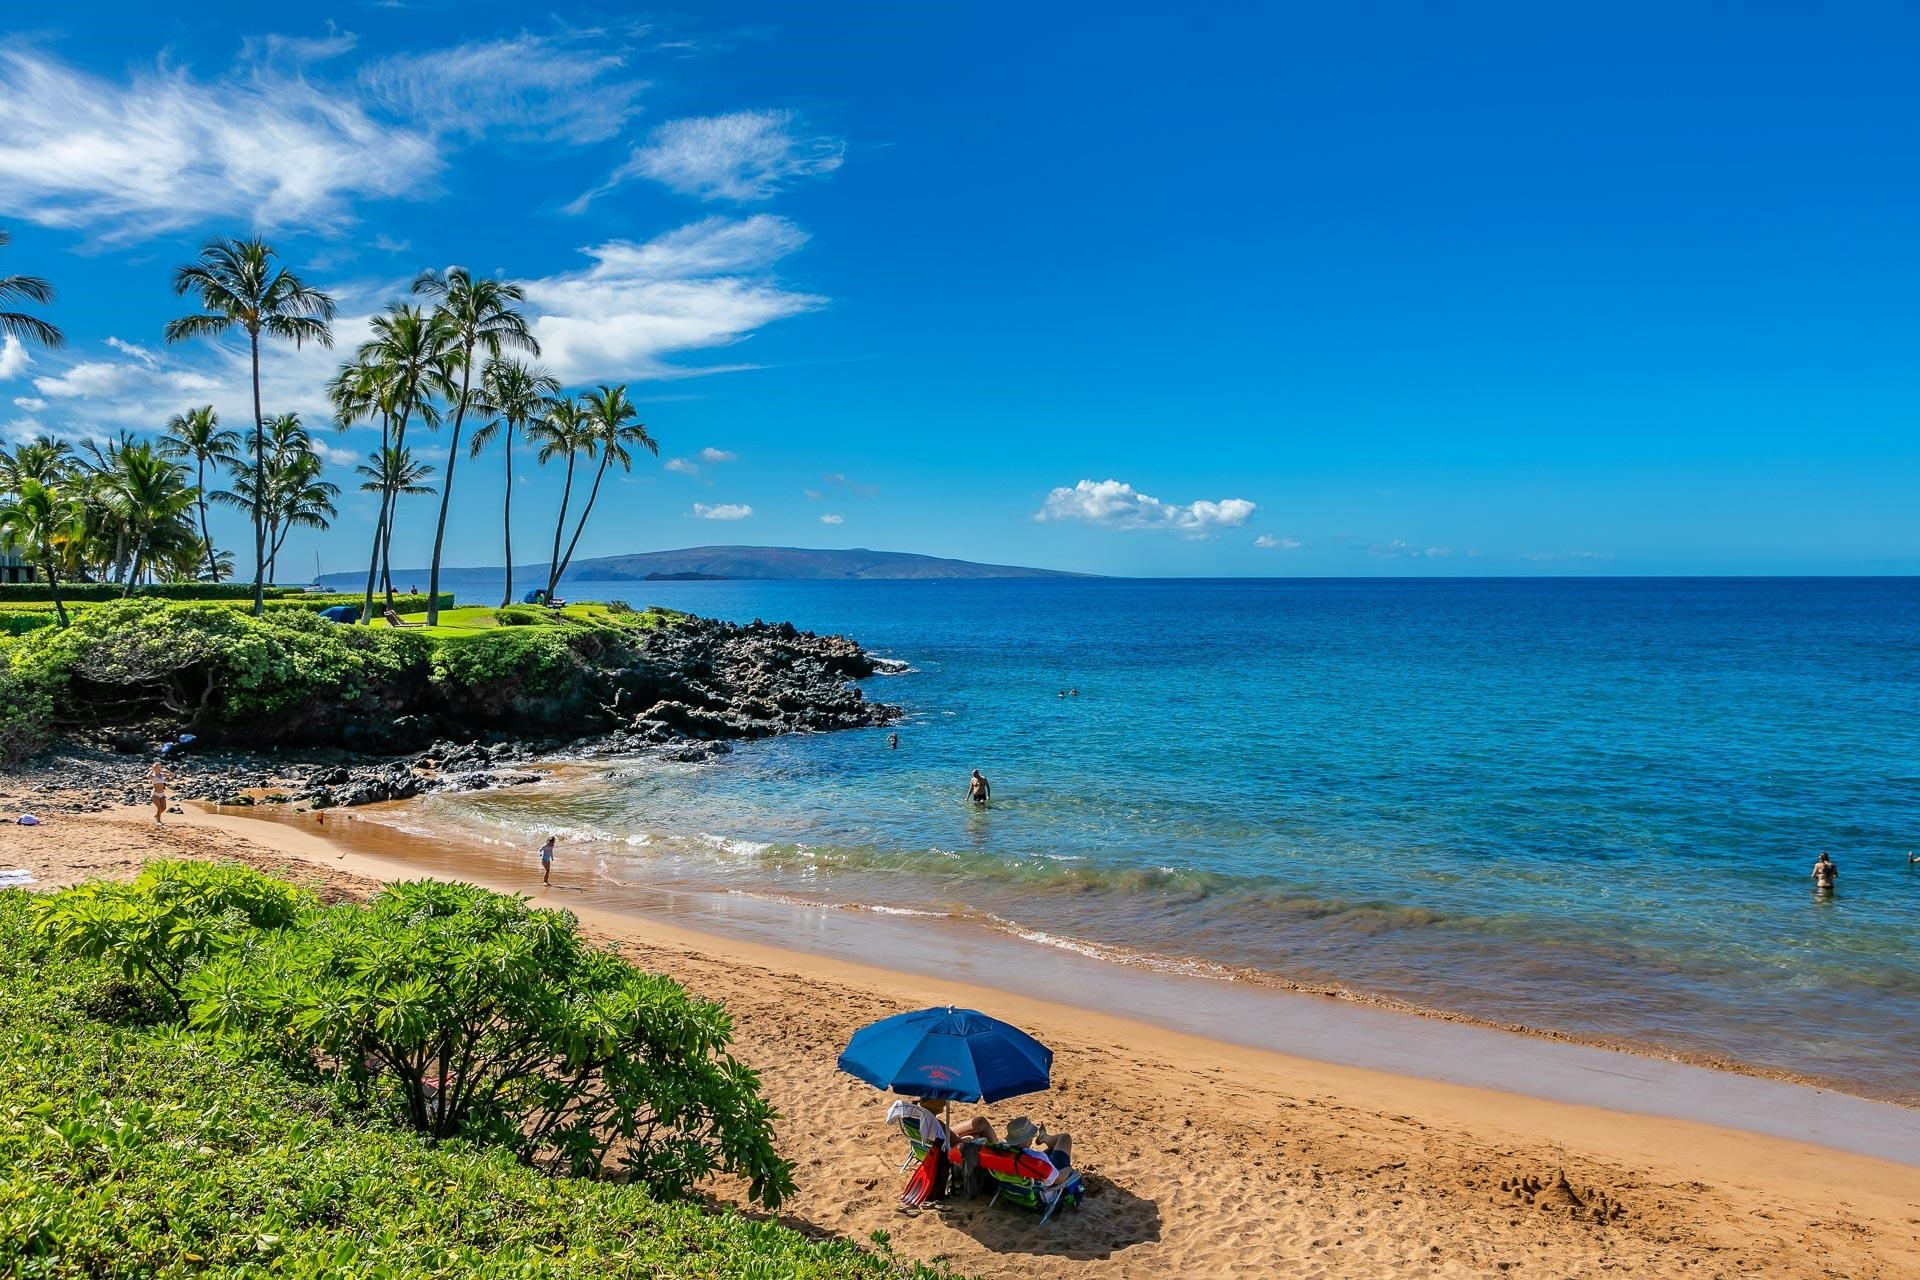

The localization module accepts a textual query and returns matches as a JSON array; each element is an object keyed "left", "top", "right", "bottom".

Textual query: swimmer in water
[
  {"left": 968, "top": 769, "right": 991, "bottom": 805},
  {"left": 1812, "top": 851, "right": 1837, "bottom": 893},
  {"left": 888, "top": 732, "right": 899, "bottom": 750}
]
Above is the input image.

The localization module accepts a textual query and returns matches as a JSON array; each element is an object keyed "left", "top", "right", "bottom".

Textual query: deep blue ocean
[{"left": 409, "top": 577, "right": 1920, "bottom": 1101}]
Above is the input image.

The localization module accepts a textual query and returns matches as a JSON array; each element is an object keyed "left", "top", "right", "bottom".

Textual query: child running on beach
[{"left": 538, "top": 835, "right": 555, "bottom": 886}]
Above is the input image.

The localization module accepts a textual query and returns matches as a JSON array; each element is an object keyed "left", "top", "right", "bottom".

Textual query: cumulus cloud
[
  {"left": 663, "top": 457, "right": 700, "bottom": 475},
  {"left": 0, "top": 336, "right": 29, "bottom": 380},
  {"left": 0, "top": 48, "right": 438, "bottom": 239},
  {"left": 521, "top": 215, "right": 823, "bottom": 384},
  {"left": 691, "top": 502, "right": 752, "bottom": 520},
  {"left": 570, "top": 109, "right": 843, "bottom": 210},
  {"left": 1255, "top": 534, "right": 1302, "bottom": 550},
  {"left": 699, "top": 446, "right": 736, "bottom": 463},
  {"left": 1035, "top": 479, "right": 1256, "bottom": 535},
  {"left": 359, "top": 34, "right": 644, "bottom": 146},
  {"left": 11, "top": 395, "right": 46, "bottom": 411},
  {"left": 819, "top": 513, "right": 844, "bottom": 525}
]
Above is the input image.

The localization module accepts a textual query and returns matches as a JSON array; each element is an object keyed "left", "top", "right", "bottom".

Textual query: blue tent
[
  {"left": 318, "top": 605, "right": 359, "bottom": 623},
  {"left": 837, "top": 1006, "right": 1053, "bottom": 1103}
]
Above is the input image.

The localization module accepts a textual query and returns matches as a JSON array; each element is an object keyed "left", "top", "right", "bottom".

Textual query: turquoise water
[{"left": 413, "top": 578, "right": 1920, "bottom": 1101}]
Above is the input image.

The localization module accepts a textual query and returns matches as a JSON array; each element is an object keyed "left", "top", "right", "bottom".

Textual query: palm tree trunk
[
  {"left": 249, "top": 328, "right": 266, "bottom": 615},
  {"left": 427, "top": 352, "right": 473, "bottom": 625},
  {"left": 196, "top": 455, "right": 218, "bottom": 582},
  {"left": 499, "top": 422, "right": 515, "bottom": 609},
  {"left": 43, "top": 553, "right": 67, "bottom": 628},
  {"left": 545, "top": 455, "right": 578, "bottom": 601},
  {"left": 122, "top": 533, "right": 147, "bottom": 597},
  {"left": 551, "top": 450, "right": 611, "bottom": 596},
  {"left": 361, "top": 415, "right": 391, "bottom": 624}
]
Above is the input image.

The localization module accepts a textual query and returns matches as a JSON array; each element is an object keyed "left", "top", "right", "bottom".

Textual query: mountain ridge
[{"left": 318, "top": 545, "right": 1091, "bottom": 585}]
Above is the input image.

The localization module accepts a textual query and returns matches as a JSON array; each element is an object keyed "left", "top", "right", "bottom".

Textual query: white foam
[
  {"left": 696, "top": 832, "right": 772, "bottom": 857},
  {"left": 0, "top": 868, "right": 33, "bottom": 888}
]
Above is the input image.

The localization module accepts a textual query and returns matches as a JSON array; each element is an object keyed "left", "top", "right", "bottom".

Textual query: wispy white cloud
[
  {"left": 570, "top": 109, "right": 843, "bottom": 211},
  {"left": 699, "top": 446, "right": 736, "bottom": 463},
  {"left": 0, "top": 336, "right": 30, "bottom": 380},
  {"left": 1035, "top": 479, "right": 1256, "bottom": 536},
  {"left": 0, "top": 48, "right": 438, "bottom": 239},
  {"left": 1255, "top": 534, "right": 1301, "bottom": 550},
  {"left": 819, "top": 471, "right": 877, "bottom": 499},
  {"left": 819, "top": 513, "right": 843, "bottom": 525},
  {"left": 359, "top": 34, "right": 644, "bottom": 146},
  {"left": 11, "top": 396, "right": 46, "bottom": 411},
  {"left": 1368, "top": 540, "right": 1453, "bottom": 559},
  {"left": 522, "top": 215, "right": 823, "bottom": 384},
  {"left": 663, "top": 457, "right": 700, "bottom": 475},
  {"left": 691, "top": 502, "right": 752, "bottom": 520},
  {"left": 1521, "top": 549, "right": 1614, "bottom": 563}
]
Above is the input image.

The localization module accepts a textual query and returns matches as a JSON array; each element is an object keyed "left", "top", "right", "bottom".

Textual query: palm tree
[
  {"left": 160, "top": 406, "right": 241, "bottom": 582},
  {"left": 218, "top": 415, "right": 337, "bottom": 583},
  {"left": 0, "top": 229, "right": 62, "bottom": 350},
  {"left": 346, "top": 305, "right": 452, "bottom": 622},
  {"left": 97, "top": 442, "right": 197, "bottom": 592},
  {"left": 468, "top": 359, "right": 561, "bottom": 607},
  {"left": 526, "top": 397, "right": 596, "bottom": 605},
  {"left": 548, "top": 385, "right": 657, "bottom": 599},
  {"left": 412, "top": 268, "right": 539, "bottom": 624},
  {"left": 0, "top": 435, "right": 76, "bottom": 490},
  {"left": 164, "top": 237, "right": 336, "bottom": 614},
  {"left": 0, "top": 479, "right": 81, "bottom": 624},
  {"left": 356, "top": 447, "right": 436, "bottom": 595}
]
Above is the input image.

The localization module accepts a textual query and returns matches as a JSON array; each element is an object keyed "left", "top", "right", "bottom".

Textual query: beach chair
[
  {"left": 890, "top": 1103, "right": 942, "bottom": 1171},
  {"left": 974, "top": 1142, "right": 1084, "bottom": 1226}
]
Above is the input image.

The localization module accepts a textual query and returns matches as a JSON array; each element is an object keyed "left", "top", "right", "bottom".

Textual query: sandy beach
[{"left": 3, "top": 805, "right": 1916, "bottom": 1280}]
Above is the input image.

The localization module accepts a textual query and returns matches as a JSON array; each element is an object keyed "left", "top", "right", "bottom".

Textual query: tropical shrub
[
  {"left": 0, "top": 888, "right": 954, "bottom": 1279},
  {"left": 0, "top": 582, "right": 309, "bottom": 602},
  {"left": 0, "top": 660, "right": 54, "bottom": 765},
  {"left": 494, "top": 604, "right": 559, "bottom": 626},
  {"left": 33, "top": 860, "right": 312, "bottom": 1016},
  {"left": 184, "top": 878, "right": 795, "bottom": 1206},
  {"left": 0, "top": 608, "right": 54, "bottom": 636}
]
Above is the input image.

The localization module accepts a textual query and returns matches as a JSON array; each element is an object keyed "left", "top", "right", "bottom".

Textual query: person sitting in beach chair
[
  {"left": 886, "top": 1096, "right": 950, "bottom": 1170},
  {"left": 949, "top": 1114, "right": 1083, "bottom": 1223},
  {"left": 382, "top": 606, "right": 419, "bottom": 628}
]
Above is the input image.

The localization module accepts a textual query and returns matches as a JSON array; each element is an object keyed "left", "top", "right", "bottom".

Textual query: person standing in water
[
  {"left": 1812, "top": 851, "right": 1838, "bottom": 893},
  {"left": 888, "top": 732, "right": 899, "bottom": 751},
  {"left": 969, "top": 769, "right": 991, "bottom": 805},
  {"left": 146, "top": 762, "right": 175, "bottom": 826},
  {"left": 538, "top": 835, "right": 556, "bottom": 886}
]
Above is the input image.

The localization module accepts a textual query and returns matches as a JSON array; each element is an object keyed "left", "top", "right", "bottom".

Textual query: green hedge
[
  {"left": 266, "top": 591, "right": 454, "bottom": 615},
  {"left": 0, "top": 886, "right": 956, "bottom": 1279},
  {"left": 0, "top": 609, "right": 55, "bottom": 636},
  {"left": 0, "top": 582, "right": 316, "bottom": 603}
]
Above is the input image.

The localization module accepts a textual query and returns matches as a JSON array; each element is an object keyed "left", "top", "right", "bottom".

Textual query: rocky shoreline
[{"left": 0, "top": 615, "right": 905, "bottom": 816}]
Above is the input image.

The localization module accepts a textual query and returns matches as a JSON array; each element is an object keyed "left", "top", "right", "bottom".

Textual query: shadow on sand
[{"left": 928, "top": 1172, "right": 1162, "bottom": 1260}]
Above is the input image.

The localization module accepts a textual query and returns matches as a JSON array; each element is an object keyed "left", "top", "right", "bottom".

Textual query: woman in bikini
[{"left": 146, "top": 762, "right": 175, "bottom": 826}]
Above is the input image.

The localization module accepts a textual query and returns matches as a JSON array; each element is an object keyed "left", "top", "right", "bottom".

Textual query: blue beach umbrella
[{"left": 837, "top": 1006, "right": 1053, "bottom": 1103}]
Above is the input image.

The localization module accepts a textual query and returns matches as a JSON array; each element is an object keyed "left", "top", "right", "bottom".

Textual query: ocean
[{"left": 389, "top": 577, "right": 1920, "bottom": 1102}]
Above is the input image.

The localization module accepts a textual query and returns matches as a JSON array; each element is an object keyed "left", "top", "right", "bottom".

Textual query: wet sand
[{"left": 3, "top": 806, "right": 1918, "bottom": 1279}]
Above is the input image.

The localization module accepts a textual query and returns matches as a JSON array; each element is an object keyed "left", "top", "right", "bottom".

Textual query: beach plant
[
  {"left": 0, "top": 227, "right": 62, "bottom": 350},
  {"left": 182, "top": 877, "right": 797, "bottom": 1206},
  {"left": 165, "top": 238, "right": 336, "bottom": 615},
  {"left": 158, "top": 406, "right": 240, "bottom": 582},
  {"left": 1, "top": 889, "right": 957, "bottom": 1279},
  {"left": 469, "top": 357, "right": 563, "bottom": 608},
  {"left": 412, "top": 268, "right": 540, "bottom": 625},
  {"left": 548, "top": 385, "right": 658, "bottom": 600},
  {"left": 33, "top": 860, "right": 312, "bottom": 1017}
]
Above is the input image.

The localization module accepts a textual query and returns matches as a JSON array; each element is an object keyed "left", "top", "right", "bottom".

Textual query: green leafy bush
[
  {"left": 185, "top": 877, "right": 794, "bottom": 1206},
  {"left": 0, "top": 888, "right": 955, "bottom": 1279},
  {"left": 34, "top": 861, "right": 313, "bottom": 1015},
  {"left": 493, "top": 604, "right": 559, "bottom": 626},
  {"left": 0, "top": 609, "right": 54, "bottom": 636},
  {"left": 0, "top": 582, "right": 313, "bottom": 602},
  {"left": 0, "top": 660, "right": 54, "bottom": 765}
]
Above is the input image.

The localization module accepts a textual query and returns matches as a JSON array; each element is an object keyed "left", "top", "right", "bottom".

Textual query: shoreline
[
  {"left": 285, "top": 776, "right": 1920, "bottom": 1117},
  {"left": 5, "top": 804, "right": 1918, "bottom": 1277}
]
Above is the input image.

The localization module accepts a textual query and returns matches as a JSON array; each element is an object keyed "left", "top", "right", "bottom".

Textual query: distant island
[{"left": 319, "top": 545, "right": 1091, "bottom": 585}]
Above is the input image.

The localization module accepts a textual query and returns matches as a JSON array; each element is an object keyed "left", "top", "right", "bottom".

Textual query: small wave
[
  {"left": 697, "top": 832, "right": 772, "bottom": 857},
  {"left": 870, "top": 657, "right": 915, "bottom": 675},
  {"left": 856, "top": 903, "right": 951, "bottom": 918}
]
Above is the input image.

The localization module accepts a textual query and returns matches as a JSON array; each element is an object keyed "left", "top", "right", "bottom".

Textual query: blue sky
[{"left": 1, "top": 3, "right": 1916, "bottom": 577}]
